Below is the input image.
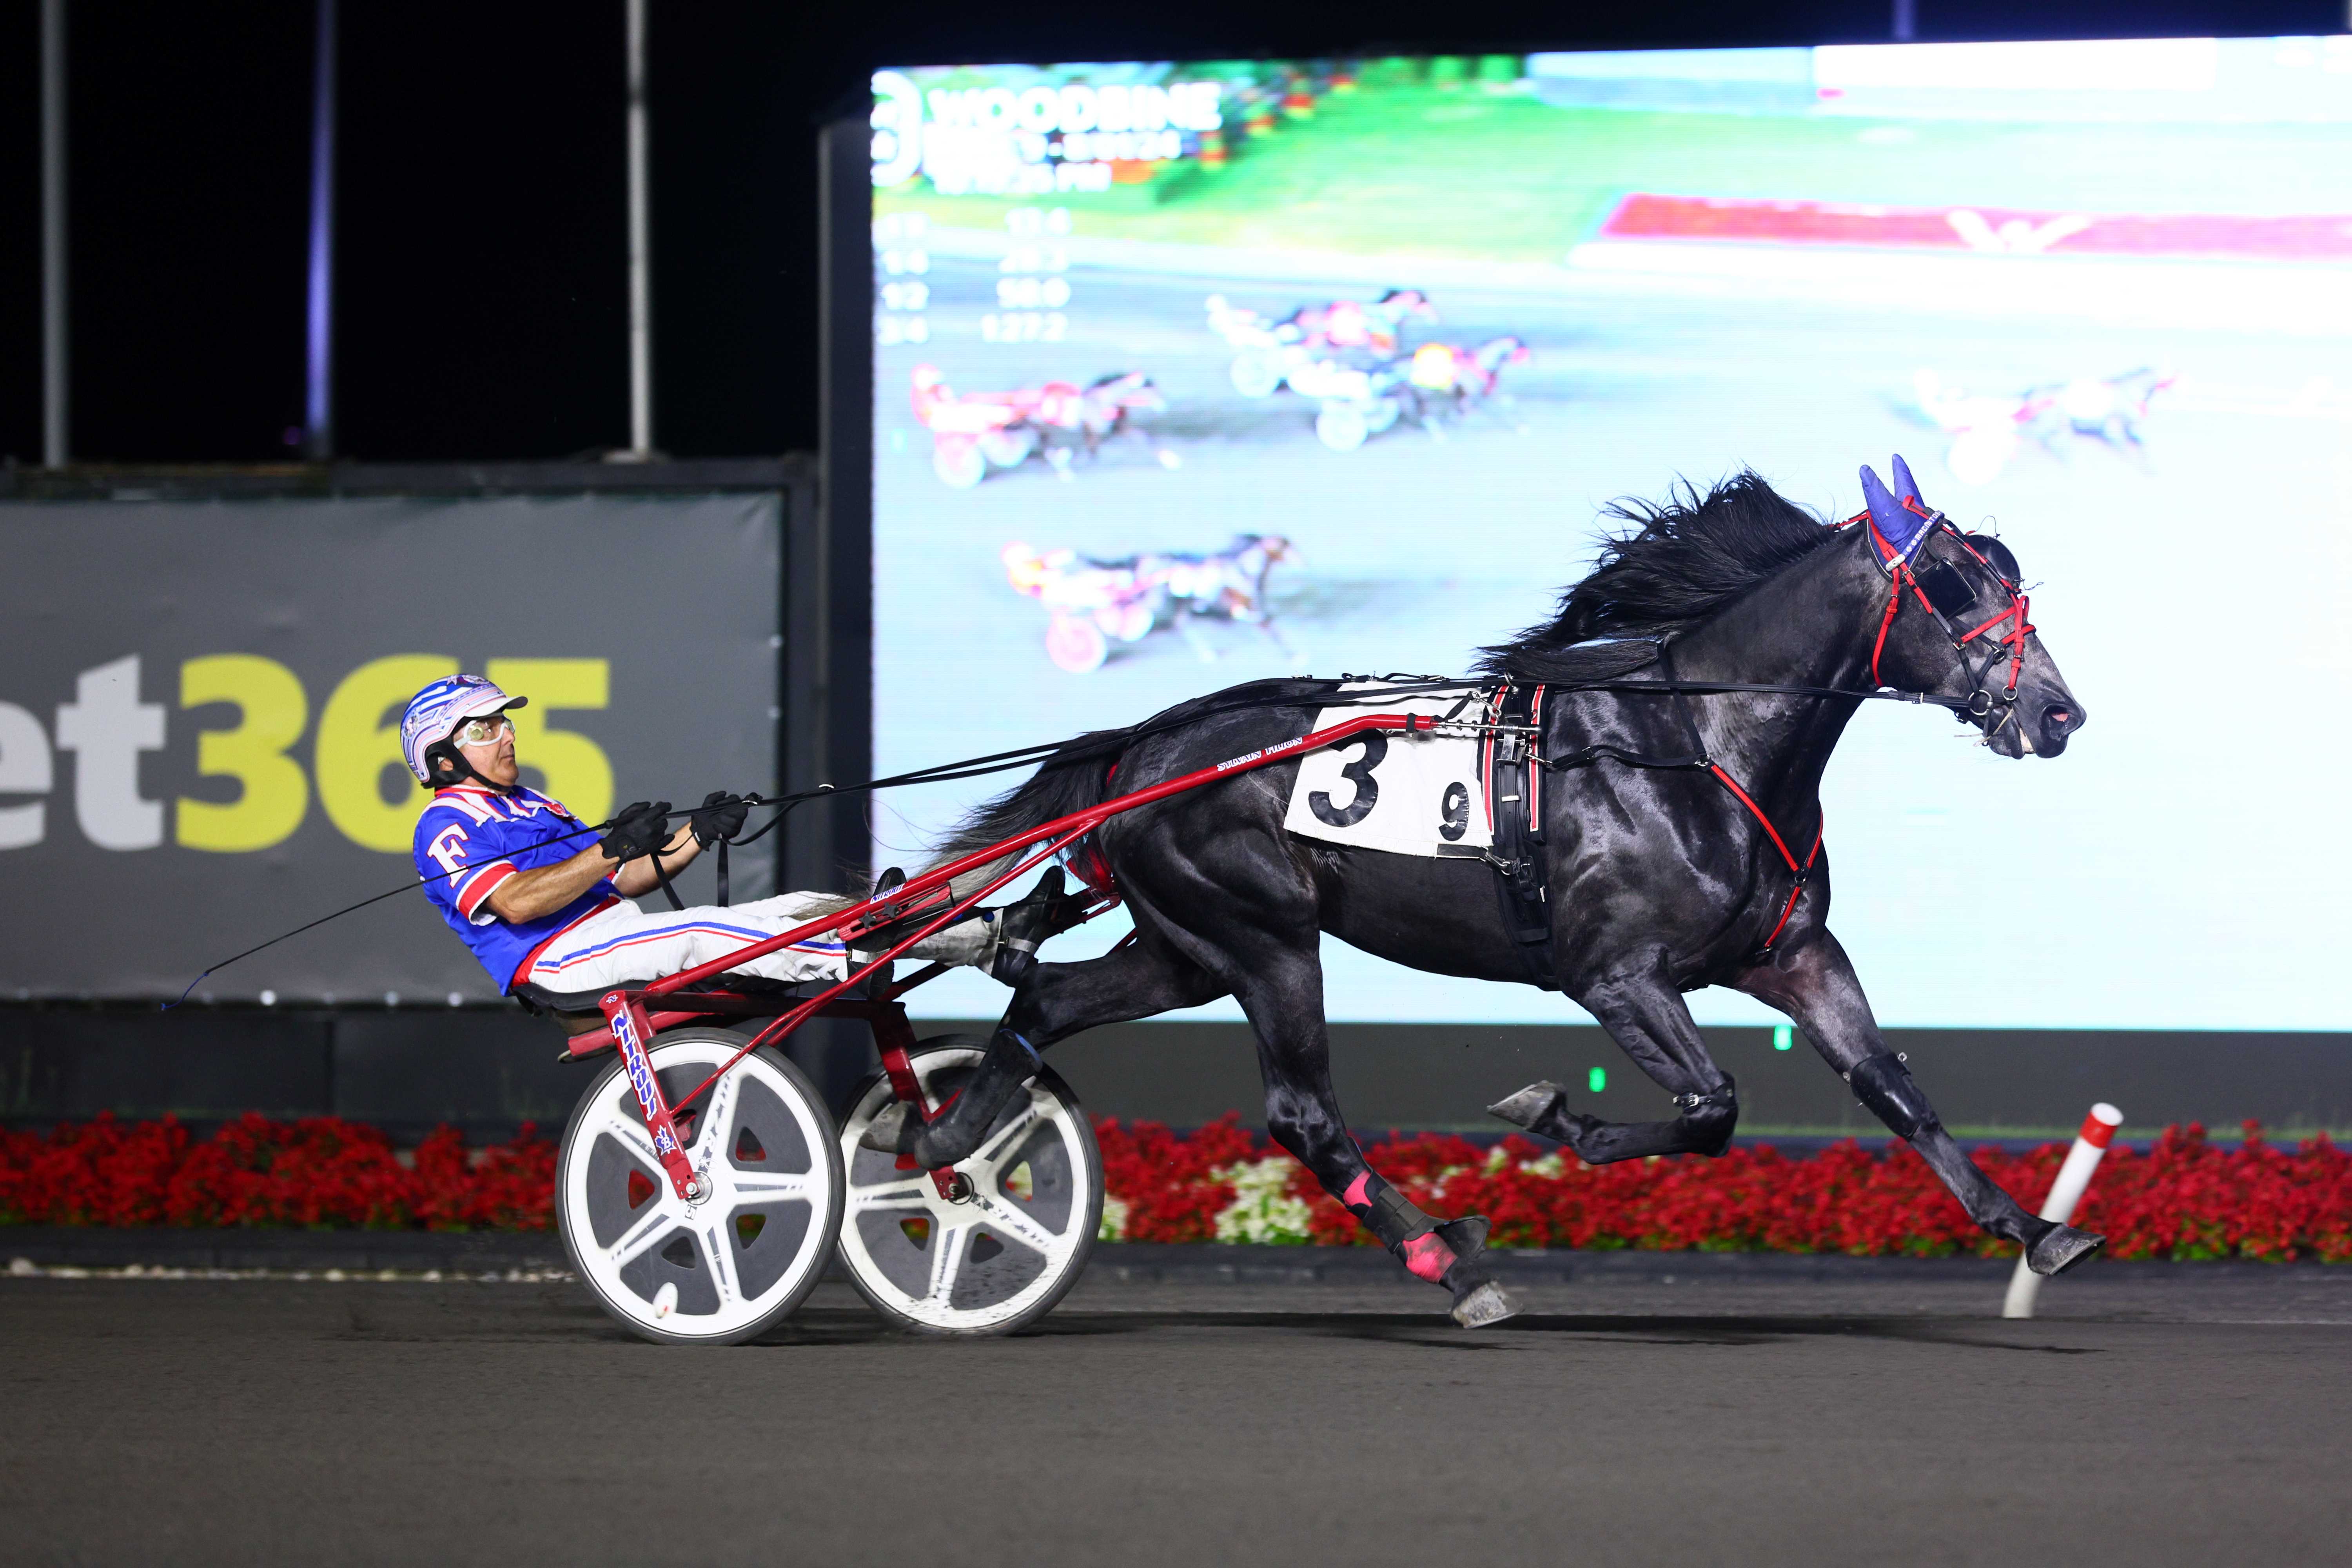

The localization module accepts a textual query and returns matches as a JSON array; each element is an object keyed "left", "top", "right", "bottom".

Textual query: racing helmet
[{"left": 399, "top": 674, "right": 528, "bottom": 785}]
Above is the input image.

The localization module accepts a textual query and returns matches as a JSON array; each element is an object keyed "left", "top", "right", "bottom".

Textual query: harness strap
[
  {"left": 648, "top": 840, "right": 687, "bottom": 912},
  {"left": 1535, "top": 654, "right": 1824, "bottom": 964},
  {"left": 1706, "top": 765, "right": 1800, "bottom": 872},
  {"left": 1761, "top": 821, "right": 1825, "bottom": 952},
  {"left": 1482, "top": 682, "right": 1560, "bottom": 992},
  {"left": 1708, "top": 765, "right": 1823, "bottom": 956}
]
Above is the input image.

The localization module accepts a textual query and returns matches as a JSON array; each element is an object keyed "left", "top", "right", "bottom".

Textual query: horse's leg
[
  {"left": 1173, "top": 603, "right": 1217, "bottom": 662},
  {"left": 1107, "top": 858, "right": 1517, "bottom": 1327},
  {"left": 1489, "top": 966, "right": 1740, "bottom": 1163},
  {"left": 1736, "top": 931, "right": 2102, "bottom": 1276},
  {"left": 866, "top": 935, "right": 1225, "bottom": 1168},
  {"left": 1221, "top": 946, "right": 1518, "bottom": 1327}
]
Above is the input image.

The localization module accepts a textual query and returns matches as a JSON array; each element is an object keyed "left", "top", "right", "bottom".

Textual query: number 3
[{"left": 1309, "top": 733, "right": 1386, "bottom": 828}]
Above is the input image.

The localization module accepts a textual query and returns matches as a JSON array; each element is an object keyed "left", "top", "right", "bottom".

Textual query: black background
[{"left": 0, "top": 1, "right": 2341, "bottom": 468}]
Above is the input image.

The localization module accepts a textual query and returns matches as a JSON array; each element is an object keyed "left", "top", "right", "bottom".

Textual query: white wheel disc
[
  {"left": 1230, "top": 352, "right": 1281, "bottom": 398},
  {"left": 1315, "top": 403, "right": 1370, "bottom": 451},
  {"left": 933, "top": 441, "right": 987, "bottom": 488},
  {"left": 836, "top": 1040, "right": 1101, "bottom": 1335},
  {"left": 556, "top": 1029, "right": 843, "bottom": 1346}
]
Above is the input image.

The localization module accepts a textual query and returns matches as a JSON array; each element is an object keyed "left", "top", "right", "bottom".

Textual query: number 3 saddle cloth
[{"left": 1280, "top": 682, "right": 1497, "bottom": 858}]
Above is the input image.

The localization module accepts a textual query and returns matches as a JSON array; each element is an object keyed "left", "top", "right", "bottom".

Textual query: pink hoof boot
[{"left": 1398, "top": 1231, "right": 1453, "bottom": 1282}]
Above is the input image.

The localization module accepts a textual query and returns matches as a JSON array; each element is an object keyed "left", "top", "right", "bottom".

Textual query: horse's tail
[{"left": 920, "top": 729, "right": 1124, "bottom": 900}]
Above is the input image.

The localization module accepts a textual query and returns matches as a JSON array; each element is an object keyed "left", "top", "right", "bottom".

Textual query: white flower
[
  {"left": 1428, "top": 1163, "right": 1470, "bottom": 1204},
  {"left": 1211, "top": 1156, "right": 1314, "bottom": 1245},
  {"left": 1098, "top": 1194, "right": 1130, "bottom": 1243}
]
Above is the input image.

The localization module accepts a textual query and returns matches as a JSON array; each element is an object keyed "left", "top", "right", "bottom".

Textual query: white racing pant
[{"left": 519, "top": 891, "right": 995, "bottom": 995}]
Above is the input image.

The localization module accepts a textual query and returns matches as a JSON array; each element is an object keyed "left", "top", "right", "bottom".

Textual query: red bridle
[{"left": 1847, "top": 497, "right": 2036, "bottom": 724}]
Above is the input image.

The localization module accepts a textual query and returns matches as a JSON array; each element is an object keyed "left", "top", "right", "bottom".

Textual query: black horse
[{"left": 869, "top": 458, "right": 2100, "bottom": 1326}]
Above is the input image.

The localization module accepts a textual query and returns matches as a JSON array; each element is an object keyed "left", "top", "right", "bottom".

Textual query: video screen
[{"left": 869, "top": 40, "right": 2352, "bottom": 1031}]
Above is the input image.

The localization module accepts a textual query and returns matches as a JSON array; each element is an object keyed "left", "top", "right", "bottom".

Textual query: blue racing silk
[{"left": 413, "top": 784, "right": 619, "bottom": 990}]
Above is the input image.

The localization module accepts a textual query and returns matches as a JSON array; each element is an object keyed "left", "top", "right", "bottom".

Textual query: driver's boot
[{"left": 986, "top": 867, "right": 1090, "bottom": 985}]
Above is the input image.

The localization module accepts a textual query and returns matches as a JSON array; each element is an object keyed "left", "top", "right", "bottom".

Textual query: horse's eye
[{"left": 1915, "top": 561, "right": 1977, "bottom": 618}]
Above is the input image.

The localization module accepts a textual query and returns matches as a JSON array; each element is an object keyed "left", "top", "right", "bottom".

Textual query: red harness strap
[
  {"left": 1494, "top": 679, "right": 1822, "bottom": 960},
  {"left": 1704, "top": 763, "right": 1823, "bottom": 954},
  {"left": 1059, "top": 760, "right": 1125, "bottom": 904}
]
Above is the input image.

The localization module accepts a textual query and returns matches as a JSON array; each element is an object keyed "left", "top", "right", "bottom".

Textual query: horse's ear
[
  {"left": 1890, "top": 453, "right": 1924, "bottom": 509},
  {"left": 1860, "top": 462, "right": 1929, "bottom": 561}
]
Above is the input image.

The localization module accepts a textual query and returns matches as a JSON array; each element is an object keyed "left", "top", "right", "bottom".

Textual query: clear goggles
[{"left": 452, "top": 713, "right": 515, "bottom": 747}]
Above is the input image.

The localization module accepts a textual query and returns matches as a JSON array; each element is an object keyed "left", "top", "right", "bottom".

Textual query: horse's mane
[{"left": 1475, "top": 470, "right": 1840, "bottom": 684}]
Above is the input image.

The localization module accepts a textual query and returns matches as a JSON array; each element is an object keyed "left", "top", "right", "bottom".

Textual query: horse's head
[{"left": 1857, "top": 456, "right": 2086, "bottom": 759}]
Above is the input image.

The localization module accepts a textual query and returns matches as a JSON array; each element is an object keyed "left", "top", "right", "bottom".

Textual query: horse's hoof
[
  {"left": 2027, "top": 1223, "right": 2105, "bottom": 1277},
  {"left": 1487, "top": 1082, "right": 1564, "bottom": 1132},
  {"left": 857, "top": 1101, "right": 920, "bottom": 1156},
  {"left": 1450, "top": 1281, "right": 1521, "bottom": 1329}
]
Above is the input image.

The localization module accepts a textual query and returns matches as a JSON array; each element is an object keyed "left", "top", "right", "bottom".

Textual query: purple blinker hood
[{"left": 1858, "top": 454, "right": 1941, "bottom": 570}]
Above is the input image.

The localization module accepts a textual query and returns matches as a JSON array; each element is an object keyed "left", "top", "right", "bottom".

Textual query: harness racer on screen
[{"left": 400, "top": 674, "right": 1073, "bottom": 1004}]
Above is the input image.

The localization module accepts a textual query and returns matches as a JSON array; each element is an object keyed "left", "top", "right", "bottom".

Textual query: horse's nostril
[{"left": 2049, "top": 710, "right": 2071, "bottom": 726}]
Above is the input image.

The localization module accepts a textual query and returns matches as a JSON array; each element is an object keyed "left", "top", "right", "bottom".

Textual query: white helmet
[{"left": 398, "top": 674, "right": 527, "bottom": 785}]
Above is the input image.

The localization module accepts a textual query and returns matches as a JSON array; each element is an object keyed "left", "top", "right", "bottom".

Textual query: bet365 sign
[
  {"left": 0, "top": 492, "right": 782, "bottom": 1000},
  {"left": 0, "top": 654, "right": 615, "bottom": 856}
]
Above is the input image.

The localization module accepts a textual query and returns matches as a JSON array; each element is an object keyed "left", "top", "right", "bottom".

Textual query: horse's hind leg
[
  {"left": 873, "top": 934, "right": 1226, "bottom": 1169},
  {"left": 1223, "top": 949, "right": 1518, "bottom": 1327},
  {"left": 1490, "top": 967, "right": 1740, "bottom": 1164},
  {"left": 1108, "top": 857, "right": 1517, "bottom": 1326},
  {"left": 1737, "top": 930, "right": 2102, "bottom": 1276}
]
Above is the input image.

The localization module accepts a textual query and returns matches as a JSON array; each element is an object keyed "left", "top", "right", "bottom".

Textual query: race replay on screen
[{"left": 860, "top": 41, "right": 2352, "bottom": 1034}]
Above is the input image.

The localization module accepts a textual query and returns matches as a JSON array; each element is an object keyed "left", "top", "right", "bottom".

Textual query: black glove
[
  {"left": 690, "top": 790, "right": 750, "bottom": 848},
  {"left": 599, "top": 800, "right": 673, "bottom": 862}
]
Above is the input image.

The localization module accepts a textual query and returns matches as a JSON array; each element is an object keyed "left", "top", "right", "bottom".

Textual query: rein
[{"left": 174, "top": 523, "right": 2018, "bottom": 997}]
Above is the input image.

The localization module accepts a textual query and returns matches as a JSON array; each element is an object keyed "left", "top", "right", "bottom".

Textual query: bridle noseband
[{"left": 1847, "top": 498, "right": 2036, "bottom": 736}]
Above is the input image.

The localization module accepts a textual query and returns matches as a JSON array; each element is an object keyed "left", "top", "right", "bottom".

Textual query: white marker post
[{"left": 2002, "top": 1102, "right": 2123, "bottom": 1319}]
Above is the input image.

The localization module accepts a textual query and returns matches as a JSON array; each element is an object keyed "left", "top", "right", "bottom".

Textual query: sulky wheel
[
  {"left": 1315, "top": 401, "right": 1371, "bottom": 451},
  {"left": 835, "top": 1036, "right": 1102, "bottom": 1335},
  {"left": 1230, "top": 351, "right": 1282, "bottom": 399},
  {"left": 932, "top": 439, "right": 987, "bottom": 488},
  {"left": 1044, "top": 614, "right": 1109, "bottom": 673},
  {"left": 556, "top": 1027, "right": 843, "bottom": 1346}
]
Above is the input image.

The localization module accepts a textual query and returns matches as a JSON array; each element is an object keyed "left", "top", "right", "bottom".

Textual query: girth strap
[{"left": 1481, "top": 682, "right": 1560, "bottom": 991}]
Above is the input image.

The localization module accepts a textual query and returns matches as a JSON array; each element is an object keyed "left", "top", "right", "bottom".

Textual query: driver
[{"left": 401, "top": 674, "right": 1060, "bottom": 1003}]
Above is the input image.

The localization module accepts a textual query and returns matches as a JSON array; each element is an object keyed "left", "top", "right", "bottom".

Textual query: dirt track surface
[{"left": 5, "top": 1267, "right": 2350, "bottom": 1567}]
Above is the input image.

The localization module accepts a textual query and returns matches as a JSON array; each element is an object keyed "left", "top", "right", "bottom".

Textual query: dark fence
[{"left": 7, "top": 1005, "right": 2349, "bottom": 1143}]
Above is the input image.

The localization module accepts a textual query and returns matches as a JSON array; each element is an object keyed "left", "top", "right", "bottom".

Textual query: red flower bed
[
  {"left": 1094, "top": 1115, "right": 2352, "bottom": 1262},
  {"left": 0, "top": 1114, "right": 556, "bottom": 1231},
  {"left": 8, "top": 1112, "right": 2349, "bottom": 1260}
]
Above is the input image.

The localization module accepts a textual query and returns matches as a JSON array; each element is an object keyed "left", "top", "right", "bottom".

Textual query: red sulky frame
[{"left": 562, "top": 709, "right": 1438, "bottom": 1203}]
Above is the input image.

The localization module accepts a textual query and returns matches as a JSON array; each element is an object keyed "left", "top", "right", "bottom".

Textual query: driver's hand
[
  {"left": 599, "top": 800, "right": 673, "bottom": 862},
  {"left": 690, "top": 791, "right": 750, "bottom": 848}
]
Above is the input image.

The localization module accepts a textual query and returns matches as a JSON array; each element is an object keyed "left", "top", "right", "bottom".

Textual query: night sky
[{"left": 0, "top": 0, "right": 2332, "bottom": 467}]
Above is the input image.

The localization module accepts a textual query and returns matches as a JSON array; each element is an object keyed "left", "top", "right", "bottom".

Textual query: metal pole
[
  {"left": 623, "top": 0, "right": 653, "bottom": 459},
  {"left": 40, "top": 0, "right": 68, "bottom": 470},
  {"left": 303, "top": 0, "right": 338, "bottom": 462}
]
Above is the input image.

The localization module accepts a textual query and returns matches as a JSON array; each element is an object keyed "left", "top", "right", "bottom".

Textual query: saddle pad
[{"left": 1281, "top": 684, "right": 1493, "bottom": 857}]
